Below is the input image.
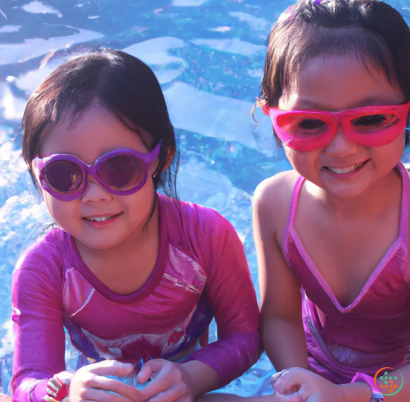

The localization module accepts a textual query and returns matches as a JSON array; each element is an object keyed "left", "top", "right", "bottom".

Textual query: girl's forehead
[
  {"left": 40, "top": 106, "right": 149, "bottom": 163},
  {"left": 280, "top": 54, "right": 405, "bottom": 111}
]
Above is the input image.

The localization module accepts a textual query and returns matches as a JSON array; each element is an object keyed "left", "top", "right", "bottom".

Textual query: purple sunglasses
[{"left": 33, "top": 141, "right": 161, "bottom": 202}]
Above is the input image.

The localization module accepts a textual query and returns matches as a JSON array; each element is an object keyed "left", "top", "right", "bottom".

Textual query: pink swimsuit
[
  {"left": 11, "top": 194, "right": 262, "bottom": 401},
  {"left": 283, "top": 162, "right": 410, "bottom": 383}
]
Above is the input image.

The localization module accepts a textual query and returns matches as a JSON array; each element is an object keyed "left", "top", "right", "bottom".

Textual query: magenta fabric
[
  {"left": 283, "top": 162, "right": 410, "bottom": 384},
  {"left": 11, "top": 194, "right": 262, "bottom": 401}
]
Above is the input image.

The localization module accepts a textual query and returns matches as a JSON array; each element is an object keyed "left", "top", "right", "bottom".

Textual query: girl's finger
[
  {"left": 78, "top": 387, "right": 134, "bottom": 402},
  {"left": 87, "top": 360, "right": 135, "bottom": 377},
  {"left": 137, "top": 359, "right": 166, "bottom": 384},
  {"left": 140, "top": 372, "right": 173, "bottom": 400},
  {"left": 274, "top": 392, "right": 304, "bottom": 402},
  {"left": 271, "top": 370, "right": 288, "bottom": 388},
  {"left": 144, "top": 388, "right": 184, "bottom": 402},
  {"left": 85, "top": 376, "right": 144, "bottom": 401},
  {"left": 274, "top": 369, "right": 306, "bottom": 395}
]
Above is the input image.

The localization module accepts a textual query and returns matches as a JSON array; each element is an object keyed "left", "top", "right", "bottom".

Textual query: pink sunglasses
[{"left": 262, "top": 102, "right": 410, "bottom": 152}]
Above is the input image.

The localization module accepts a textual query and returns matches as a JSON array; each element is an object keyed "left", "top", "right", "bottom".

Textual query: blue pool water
[{"left": 0, "top": 0, "right": 410, "bottom": 397}]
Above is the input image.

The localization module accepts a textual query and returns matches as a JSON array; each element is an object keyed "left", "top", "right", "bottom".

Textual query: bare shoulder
[
  {"left": 254, "top": 169, "right": 299, "bottom": 211},
  {"left": 253, "top": 170, "right": 300, "bottom": 242}
]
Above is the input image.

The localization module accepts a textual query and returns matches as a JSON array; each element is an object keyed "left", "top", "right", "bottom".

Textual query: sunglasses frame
[
  {"left": 33, "top": 141, "right": 162, "bottom": 202},
  {"left": 262, "top": 101, "right": 410, "bottom": 151}
]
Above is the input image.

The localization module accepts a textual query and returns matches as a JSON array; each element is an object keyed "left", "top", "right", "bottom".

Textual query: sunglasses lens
[
  {"left": 351, "top": 113, "right": 398, "bottom": 134},
  {"left": 99, "top": 155, "right": 145, "bottom": 191},
  {"left": 277, "top": 114, "right": 328, "bottom": 137},
  {"left": 43, "top": 160, "right": 83, "bottom": 193}
]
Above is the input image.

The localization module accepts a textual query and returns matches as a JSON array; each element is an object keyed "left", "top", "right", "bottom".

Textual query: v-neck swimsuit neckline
[
  {"left": 282, "top": 162, "right": 410, "bottom": 383},
  {"left": 283, "top": 162, "right": 410, "bottom": 313}
]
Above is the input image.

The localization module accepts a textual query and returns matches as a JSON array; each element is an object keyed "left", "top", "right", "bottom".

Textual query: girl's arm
[
  {"left": 11, "top": 262, "right": 67, "bottom": 402},
  {"left": 343, "top": 365, "right": 410, "bottom": 402},
  {"left": 253, "top": 177, "right": 309, "bottom": 371},
  {"left": 197, "top": 394, "right": 279, "bottom": 401},
  {"left": 11, "top": 243, "right": 144, "bottom": 402},
  {"left": 183, "top": 209, "right": 263, "bottom": 391},
  {"left": 271, "top": 365, "right": 410, "bottom": 402}
]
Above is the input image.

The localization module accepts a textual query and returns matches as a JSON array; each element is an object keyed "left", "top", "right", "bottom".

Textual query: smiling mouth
[
  {"left": 324, "top": 160, "right": 369, "bottom": 175},
  {"left": 83, "top": 213, "right": 122, "bottom": 222}
]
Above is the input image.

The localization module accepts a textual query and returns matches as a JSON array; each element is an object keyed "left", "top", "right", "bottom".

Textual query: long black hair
[
  {"left": 22, "top": 48, "right": 178, "bottom": 198},
  {"left": 261, "top": 0, "right": 410, "bottom": 106}
]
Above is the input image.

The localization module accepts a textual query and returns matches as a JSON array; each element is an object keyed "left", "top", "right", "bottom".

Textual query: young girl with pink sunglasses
[
  {"left": 11, "top": 49, "right": 262, "bottom": 402},
  {"left": 201, "top": 0, "right": 410, "bottom": 401}
]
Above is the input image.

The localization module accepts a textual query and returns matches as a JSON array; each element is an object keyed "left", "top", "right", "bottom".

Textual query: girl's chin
[
  {"left": 319, "top": 178, "right": 372, "bottom": 199},
  {"left": 74, "top": 230, "right": 128, "bottom": 251}
]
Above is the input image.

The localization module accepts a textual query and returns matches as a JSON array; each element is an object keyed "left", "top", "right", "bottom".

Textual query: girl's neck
[{"left": 307, "top": 167, "right": 402, "bottom": 221}]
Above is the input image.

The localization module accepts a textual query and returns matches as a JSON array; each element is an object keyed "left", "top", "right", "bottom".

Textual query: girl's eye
[
  {"left": 299, "top": 119, "right": 326, "bottom": 130},
  {"left": 276, "top": 115, "right": 328, "bottom": 137},
  {"left": 352, "top": 113, "right": 397, "bottom": 133}
]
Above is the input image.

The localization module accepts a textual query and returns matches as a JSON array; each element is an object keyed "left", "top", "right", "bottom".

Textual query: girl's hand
[
  {"left": 271, "top": 368, "right": 347, "bottom": 402},
  {"left": 138, "top": 359, "right": 195, "bottom": 402},
  {"left": 69, "top": 360, "right": 144, "bottom": 402}
]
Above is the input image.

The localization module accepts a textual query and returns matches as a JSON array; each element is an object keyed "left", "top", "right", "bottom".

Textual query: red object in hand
[{"left": 45, "top": 372, "right": 71, "bottom": 401}]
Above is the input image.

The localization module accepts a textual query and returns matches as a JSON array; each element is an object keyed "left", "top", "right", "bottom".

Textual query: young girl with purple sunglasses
[
  {"left": 11, "top": 49, "right": 262, "bottom": 402},
  {"left": 200, "top": 0, "right": 410, "bottom": 401}
]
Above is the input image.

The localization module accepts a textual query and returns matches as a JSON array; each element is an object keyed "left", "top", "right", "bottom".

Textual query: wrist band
[{"left": 351, "top": 372, "right": 384, "bottom": 402}]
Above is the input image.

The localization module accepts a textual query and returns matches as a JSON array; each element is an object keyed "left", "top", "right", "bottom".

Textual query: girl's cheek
[
  {"left": 44, "top": 195, "right": 74, "bottom": 224},
  {"left": 285, "top": 148, "right": 318, "bottom": 173}
]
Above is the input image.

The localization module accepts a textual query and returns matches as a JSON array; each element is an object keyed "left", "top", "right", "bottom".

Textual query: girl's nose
[
  {"left": 324, "top": 125, "right": 359, "bottom": 156},
  {"left": 81, "top": 176, "right": 112, "bottom": 203}
]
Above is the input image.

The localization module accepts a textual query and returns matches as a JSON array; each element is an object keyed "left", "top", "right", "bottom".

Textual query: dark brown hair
[
  {"left": 260, "top": 0, "right": 410, "bottom": 107},
  {"left": 21, "top": 48, "right": 178, "bottom": 198}
]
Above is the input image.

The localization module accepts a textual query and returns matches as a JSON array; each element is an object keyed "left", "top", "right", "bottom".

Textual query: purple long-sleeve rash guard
[{"left": 11, "top": 194, "right": 262, "bottom": 401}]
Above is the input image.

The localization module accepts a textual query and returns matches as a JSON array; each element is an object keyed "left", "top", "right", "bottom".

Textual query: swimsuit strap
[
  {"left": 397, "top": 162, "right": 410, "bottom": 242},
  {"left": 285, "top": 165, "right": 410, "bottom": 243},
  {"left": 284, "top": 176, "right": 306, "bottom": 241}
]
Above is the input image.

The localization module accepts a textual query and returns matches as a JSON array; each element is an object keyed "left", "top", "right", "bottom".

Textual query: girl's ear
[
  {"left": 161, "top": 147, "right": 175, "bottom": 172},
  {"left": 29, "top": 161, "right": 45, "bottom": 198},
  {"left": 152, "top": 147, "right": 175, "bottom": 178}
]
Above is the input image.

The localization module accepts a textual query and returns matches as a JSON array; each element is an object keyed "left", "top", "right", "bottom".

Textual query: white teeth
[
  {"left": 86, "top": 216, "right": 113, "bottom": 222},
  {"left": 326, "top": 162, "right": 365, "bottom": 174}
]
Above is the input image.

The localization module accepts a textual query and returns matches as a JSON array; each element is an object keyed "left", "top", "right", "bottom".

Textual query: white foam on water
[
  {"left": 155, "top": 69, "right": 184, "bottom": 85},
  {"left": 0, "top": 135, "right": 28, "bottom": 189},
  {"left": 248, "top": 68, "right": 263, "bottom": 78},
  {"left": 0, "top": 8, "right": 7, "bottom": 20},
  {"left": 210, "top": 26, "right": 231, "bottom": 32},
  {"left": 0, "top": 321, "right": 14, "bottom": 357},
  {"left": 123, "top": 37, "right": 187, "bottom": 83},
  {"left": 178, "top": 158, "right": 249, "bottom": 210},
  {"left": 177, "top": 157, "right": 254, "bottom": 259},
  {"left": 123, "top": 37, "right": 186, "bottom": 65},
  {"left": 13, "top": 36, "right": 186, "bottom": 121},
  {"left": 15, "top": 56, "right": 70, "bottom": 94},
  {"left": 0, "top": 82, "right": 27, "bottom": 120},
  {"left": 229, "top": 11, "right": 270, "bottom": 32},
  {"left": 0, "top": 27, "right": 104, "bottom": 65},
  {"left": 190, "top": 38, "right": 265, "bottom": 57},
  {"left": 171, "top": 0, "right": 206, "bottom": 6},
  {"left": 21, "top": 1, "right": 62, "bottom": 18},
  {"left": 0, "top": 25, "right": 20, "bottom": 33},
  {"left": 164, "top": 81, "right": 274, "bottom": 153}
]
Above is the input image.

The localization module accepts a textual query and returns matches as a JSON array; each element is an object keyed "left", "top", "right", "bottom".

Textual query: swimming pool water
[{"left": 0, "top": 0, "right": 409, "bottom": 396}]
